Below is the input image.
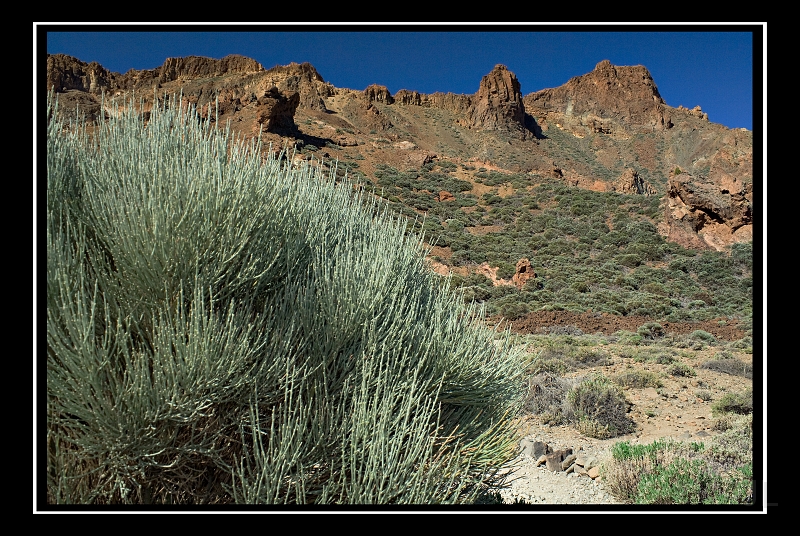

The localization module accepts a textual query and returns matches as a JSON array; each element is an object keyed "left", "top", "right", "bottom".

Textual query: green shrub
[
  {"left": 570, "top": 347, "right": 610, "bottom": 368},
  {"left": 46, "top": 93, "right": 526, "bottom": 504},
  {"left": 700, "top": 358, "right": 753, "bottom": 379},
  {"left": 616, "top": 331, "right": 644, "bottom": 346},
  {"left": 635, "top": 458, "right": 707, "bottom": 504},
  {"left": 708, "top": 414, "right": 753, "bottom": 467},
  {"left": 690, "top": 330, "right": 717, "bottom": 343},
  {"left": 695, "top": 390, "right": 712, "bottom": 401},
  {"left": 603, "top": 435, "right": 752, "bottom": 504},
  {"left": 566, "top": 373, "right": 635, "bottom": 438},
  {"left": 667, "top": 363, "right": 697, "bottom": 377},
  {"left": 637, "top": 322, "right": 665, "bottom": 340},
  {"left": 612, "top": 370, "right": 663, "bottom": 389},
  {"left": 634, "top": 458, "right": 752, "bottom": 504},
  {"left": 712, "top": 388, "right": 754, "bottom": 416},
  {"left": 495, "top": 261, "right": 516, "bottom": 280},
  {"left": 497, "top": 300, "right": 529, "bottom": 321}
]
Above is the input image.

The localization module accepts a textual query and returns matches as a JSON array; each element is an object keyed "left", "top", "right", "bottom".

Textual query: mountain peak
[{"left": 467, "top": 64, "right": 528, "bottom": 135}]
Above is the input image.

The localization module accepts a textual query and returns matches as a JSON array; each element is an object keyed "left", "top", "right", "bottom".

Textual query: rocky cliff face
[
  {"left": 46, "top": 53, "right": 265, "bottom": 94},
  {"left": 467, "top": 64, "right": 528, "bottom": 135},
  {"left": 663, "top": 170, "right": 753, "bottom": 252},
  {"left": 524, "top": 59, "right": 674, "bottom": 137},
  {"left": 363, "top": 84, "right": 394, "bottom": 104},
  {"left": 46, "top": 54, "right": 115, "bottom": 94},
  {"left": 258, "top": 62, "right": 334, "bottom": 112},
  {"left": 156, "top": 55, "right": 264, "bottom": 83},
  {"left": 45, "top": 54, "right": 753, "bottom": 253}
]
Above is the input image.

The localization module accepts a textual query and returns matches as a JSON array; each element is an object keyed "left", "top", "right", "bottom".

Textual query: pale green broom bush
[{"left": 46, "top": 92, "right": 526, "bottom": 505}]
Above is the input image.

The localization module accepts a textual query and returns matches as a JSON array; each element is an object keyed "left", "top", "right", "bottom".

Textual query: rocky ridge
[
  {"left": 45, "top": 53, "right": 753, "bottom": 253},
  {"left": 524, "top": 59, "right": 673, "bottom": 137}
]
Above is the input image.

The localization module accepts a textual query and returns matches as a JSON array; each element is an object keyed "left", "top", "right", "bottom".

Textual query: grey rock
[
  {"left": 533, "top": 441, "right": 551, "bottom": 458},
  {"left": 519, "top": 438, "right": 536, "bottom": 458},
  {"left": 545, "top": 453, "right": 563, "bottom": 472},
  {"left": 561, "top": 454, "right": 578, "bottom": 471}
]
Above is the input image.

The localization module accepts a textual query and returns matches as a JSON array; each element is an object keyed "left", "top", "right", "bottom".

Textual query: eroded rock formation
[
  {"left": 467, "top": 64, "right": 528, "bottom": 135},
  {"left": 524, "top": 59, "right": 674, "bottom": 136},
  {"left": 363, "top": 84, "right": 394, "bottom": 104},
  {"left": 663, "top": 170, "right": 753, "bottom": 251}
]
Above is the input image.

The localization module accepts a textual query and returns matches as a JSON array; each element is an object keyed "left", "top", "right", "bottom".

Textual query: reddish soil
[{"left": 492, "top": 310, "right": 748, "bottom": 341}]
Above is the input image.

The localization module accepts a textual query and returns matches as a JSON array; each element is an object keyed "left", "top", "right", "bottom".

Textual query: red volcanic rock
[
  {"left": 611, "top": 168, "right": 656, "bottom": 196},
  {"left": 157, "top": 54, "right": 264, "bottom": 83},
  {"left": 261, "top": 62, "right": 334, "bottom": 111},
  {"left": 524, "top": 59, "right": 674, "bottom": 135},
  {"left": 511, "top": 258, "right": 535, "bottom": 289},
  {"left": 468, "top": 64, "right": 527, "bottom": 134},
  {"left": 664, "top": 170, "right": 753, "bottom": 251},
  {"left": 254, "top": 87, "right": 300, "bottom": 134},
  {"left": 341, "top": 97, "right": 393, "bottom": 133},
  {"left": 423, "top": 92, "right": 473, "bottom": 114},
  {"left": 46, "top": 54, "right": 114, "bottom": 94}
]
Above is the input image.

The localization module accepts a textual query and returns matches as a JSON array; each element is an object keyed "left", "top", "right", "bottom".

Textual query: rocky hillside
[{"left": 45, "top": 53, "right": 753, "bottom": 253}]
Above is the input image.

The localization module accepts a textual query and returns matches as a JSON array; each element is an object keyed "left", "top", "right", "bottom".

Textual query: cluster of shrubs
[
  {"left": 602, "top": 409, "right": 753, "bottom": 505},
  {"left": 372, "top": 171, "right": 754, "bottom": 324},
  {"left": 524, "top": 370, "right": 635, "bottom": 440}
]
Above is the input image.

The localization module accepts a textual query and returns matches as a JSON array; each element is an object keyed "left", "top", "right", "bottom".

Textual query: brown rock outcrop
[
  {"left": 254, "top": 87, "right": 300, "bottom": 134},
  {"left": 611, "top": 168, "right": 656, "bottom": 196},
  {"left": 341, "top": 97, "right": 393, "bottom": 133},
  {"left": 46, "top": 54, "right": 114, "bottom": 94},
  {"left": 157, "top": 54, "right": 264, "bottom": 83},
  {"left": 260, "top": 62, "right": 334, "bottom": 111},
  {"left": 677, "top": 104, "right": 709, "bottom": 121},
  {"left": 405, "top": 150, "right": 437, "bottom": 168},
  {"left": 422, "top": 92, "right": 473, "bottom": 114},
  {"left": 467, "top": 64, "right": 528, "bottom": 135},
  {"left": 664, "top": 170, "right": 753, "bottom": 251},
  {"left": 363, "top": 84, "right": 394, "bottom": 104},
  {"left": 524, "top": 59, "right": 674, "bottom": 135},
  {"left": 511, "top": 258, "right": 536, "bottom": 289},
  {"left": 394, "top": 89, "right": 422, "bottom": 105}
]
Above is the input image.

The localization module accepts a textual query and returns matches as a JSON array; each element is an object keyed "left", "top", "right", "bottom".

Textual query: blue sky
[{"left": 42, "top": 24, "right": 760, "bottom": 131}]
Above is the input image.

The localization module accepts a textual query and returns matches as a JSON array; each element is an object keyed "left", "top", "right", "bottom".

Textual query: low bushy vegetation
[
  {"left": 612, "top": 370, "right": 663, "bottom": 389},
  {"left": 524, "top": 370, "right": 634, "bottom": 439},
  {"left": 46, "top": 93, "right": 527, "bottom": 505},
  {"left": 602, "top": 416, "right": 753, "bottom": 505},
  {"left": 711, "top": 388, "right": 754, "bottom": 416},
  {"left": 567, "top": 373, "right": 636, "bottom": 439},
  {"left": 368, "top": 163, "right": 752, "bottom": 326},
  {"left": 700, "top": 357, "right": 753, "bottom": 379},
  {"left": 667, "top": 363, "right": 697, "bottom": 377}
]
